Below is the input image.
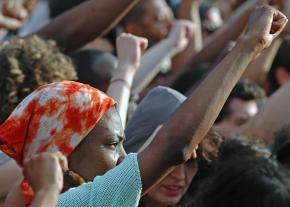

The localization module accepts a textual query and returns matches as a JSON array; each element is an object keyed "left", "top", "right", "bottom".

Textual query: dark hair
[
  {"left": 49, "top": 0, "right": 87, "bottom": 18},
  {"left": 0, "top": 35, "right": 77, "bottom": 124},
  {"left": 185, "top": 138, "right": 290, "bottom": 207},
  {"left": 192, "top": 156, "right": 290, "bottom": 207},
  {"left": 172, "top": 63, "right": 211, "bottom": 94},
  {"left": 271, "top": 124, "right": 290, "bottom": 167},
  {"left": 267, "top": 40, "right": 290, "bottom": 92},
  {"left": 71, "top": 49, "right": 117, "bottom": 92},
  {"left": 215, "top": 79, "right": 265, "bottom": 123}
]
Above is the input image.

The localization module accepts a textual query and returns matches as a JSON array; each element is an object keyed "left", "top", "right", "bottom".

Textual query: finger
[
  {"left": 2, "top": 1, "right": 28, "bottom": 20},
  {"left": 55, "top": 152, "right": 68, "bottom": 172},
  {"left": 138, "top": 37, "right": 148, "bottom": 53},
  {"left": 0, "top": 16, "right": 23, "bottom": 30},
  {"left": 272, "top": 17, "right": 288, "bottom": 36},
  {"left": 185, "top": 22, "right": 195, "bottom": 39},
  {"left": 273, "top": 9, "right": 287, "bottom": 22}
]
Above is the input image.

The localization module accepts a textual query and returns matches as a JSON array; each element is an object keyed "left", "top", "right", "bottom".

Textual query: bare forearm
[
  {"left": 188, "top": 0, "right": 256, "bottom": 65},
  {"left": 139, "top": 37, "right": 261, "bottom": 192},
  {"left": 132, "top": 39, "right": 177, "bottom": 95},
  {"left": 172, "top": 3, "right": 203, "bottom": 69},
  {"left": 36, "top": 0, "right": 139, "bottom": 52},
  {"left": 242, "top": 81, "right": 290, "bottom": 146},
  {"left": 31, "top": 189, "right": 59, "bottom": 207},
  {"left": 107, "top": 65, "right": 136, "bottom": 126}
]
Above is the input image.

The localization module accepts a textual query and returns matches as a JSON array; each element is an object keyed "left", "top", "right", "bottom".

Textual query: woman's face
[
  {"left": 146, "top": 160, "right": 198, "bottom": 206},
  {"left": 68, "top": 108, "right": 127, "bottom": 181}
]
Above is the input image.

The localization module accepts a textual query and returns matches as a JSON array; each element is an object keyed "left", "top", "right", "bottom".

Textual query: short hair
[
  {"left": 0, "top": 35, "right": 77, "bottom": 124},
  {"left": 215, "top": 79, "right": 265, "bottom": 123},
  {"left": 267, "top": 40, "right": 290, "bottom": 92}
]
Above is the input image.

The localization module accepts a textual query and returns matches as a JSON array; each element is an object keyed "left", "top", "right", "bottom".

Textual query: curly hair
[{"left": 0, "top": 35, "right": 77, "bottom": 124}]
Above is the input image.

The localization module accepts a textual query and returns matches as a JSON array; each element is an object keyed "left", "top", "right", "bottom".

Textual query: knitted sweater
[{"left": 57, "top": 153, "right": 142, "bottom": 207}]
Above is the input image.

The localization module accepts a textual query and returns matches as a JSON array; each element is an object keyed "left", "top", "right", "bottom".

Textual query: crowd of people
[{"left": 0, "top": 0, "right": 290, "bottom": 206}]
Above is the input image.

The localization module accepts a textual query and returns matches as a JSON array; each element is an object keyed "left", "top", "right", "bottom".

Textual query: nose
[
  {"left": 171, "top": 164, "right": 186, "bottom": 181},
  {"left": 116, "top": 145, "right": 127, "bottom": 165}
]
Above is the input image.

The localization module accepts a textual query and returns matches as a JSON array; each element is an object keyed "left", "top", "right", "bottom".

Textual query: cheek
[
  {"left": 185, "top": 164, "right": 199, "bottom": 186},
  {"left": 93, "top": 150, "right": 119, "bottom": 175}
]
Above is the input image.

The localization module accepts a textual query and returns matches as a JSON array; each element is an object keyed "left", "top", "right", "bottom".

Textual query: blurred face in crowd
[
  {"left": 215, "top": 98, "right": 258, "bottom": 137},
  {"left": 144, "top": 159, "right": 198, "bottom": 206},
  {"left": 138, "top": 0, "right": 174, "bottom": 43},
  {"left": 68, "top": 108, "right": 127, "bottom": 181}
]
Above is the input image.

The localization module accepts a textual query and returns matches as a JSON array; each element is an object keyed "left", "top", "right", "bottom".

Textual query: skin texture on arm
[
  {"left": 137, "top": 6, "right": 287, "bottom": 194},
  {"left": 242, "top": 37, "right": 282, "bottom": 85},
  {"left": 172, "top": 0, "right": 203, "bottom": 70},
  {"left": 169, "top": 0, "right": 259, "bottom": 86},
  {"left": 107, "top": 33, "right": 148, "bottom": 126},
  {"left": 241, "top": 81, "right": 290, "bottom": 146},
  {"left": 0, "top": 160, "right": 22, "bottom": 198},
  {"left": 132, "top": 20, "right": 194, "bottom": 96},
  {"left": 36, "top": 0, "right": 140, "bottom": 53}
]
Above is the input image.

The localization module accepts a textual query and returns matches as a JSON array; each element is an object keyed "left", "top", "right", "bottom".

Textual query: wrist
[
  {"left": 163, "top": 38, "right": 182, "bottom": 54},
  {"left": 34, "top": 184, "right": 61, "bottom": 195},
  {"left": 237, "top": 35, "right": 265, "bottom": 55},
  {"left": 111, "top": 64, "right": 136, "bottom": 84},
  {"left": 118, "top": 60, "right": 140, "bottom": 69}
]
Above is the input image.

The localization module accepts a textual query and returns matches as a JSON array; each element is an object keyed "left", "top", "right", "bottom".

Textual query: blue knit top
[{"left": 57, "top": 153, "right": 142, "bottom": 207}]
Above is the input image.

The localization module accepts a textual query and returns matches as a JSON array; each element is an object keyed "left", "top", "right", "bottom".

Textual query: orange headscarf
[{"left": 0, "top": 81, "right": 115, "bottom": 203}]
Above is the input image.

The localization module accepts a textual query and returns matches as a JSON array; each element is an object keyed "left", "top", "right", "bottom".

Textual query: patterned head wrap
[{"left": 0, "top": 81, "right": 115, "bottom": 203}]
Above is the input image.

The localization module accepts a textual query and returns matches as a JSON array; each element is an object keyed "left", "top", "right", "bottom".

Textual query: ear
[
  {"left": 275, "top": 67, "right": 290, "bottom": 86},
  {"left": 124, "top": 22, "right": 144, "bottom": 36}
]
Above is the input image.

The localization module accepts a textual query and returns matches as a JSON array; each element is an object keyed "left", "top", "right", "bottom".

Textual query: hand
[
  {"left": 245, "top": 5, "right": 288, "bottom": 50},
  {"left": 23, "top": 152, "right": 68, "bottom": 194},
  {"left": 2, "top": 0, "right": 28, "bottom": 21},
  {"left": 167, "top": 20, "right": 195, "bottom": 53},
  {"left": 116, "top": 33, "right": 148, "bottom": 69}
]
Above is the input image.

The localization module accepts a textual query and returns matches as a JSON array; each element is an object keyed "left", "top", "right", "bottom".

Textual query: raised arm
[
  {"left": 132, "top": 20, "right": 194, "bottom": 95},
  {"left": 241, "top": 81, "right": 290, "bottom": 146},
  {"left": 172, "top": 0, "right": 203, "bottom": 69},
  {"left": 169, "top": 0, "right": 259, "bottom": 85},
  {"left": 36, "top": 0, "right": 140, "bottom": 53},
  {"left": 107, "top": 33, "right": 148, "bottom": 126},
  {"left": 138, "top": 5, "right": 287, "bottom": 193}
]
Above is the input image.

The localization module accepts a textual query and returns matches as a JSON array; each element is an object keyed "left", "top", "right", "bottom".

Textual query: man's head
[
  {"left": 267, "top": 40, "right": 290, "bottom": 93},
  {"left": 72, "top": 49, "right": 118, "bottom": 92},
  {"left": 214, "top": 79, "right": 265, "bottom": 137},
  {"left": 0, "top": 35, "right": 77, "bottom": 124},
  {"left": 120, "top": 0, "right": 174, "bottom": 44}
]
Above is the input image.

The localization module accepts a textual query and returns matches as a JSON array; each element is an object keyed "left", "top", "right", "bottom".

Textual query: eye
[{"left": 106, "top": 142, "right": 119, "bottom": 150}]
